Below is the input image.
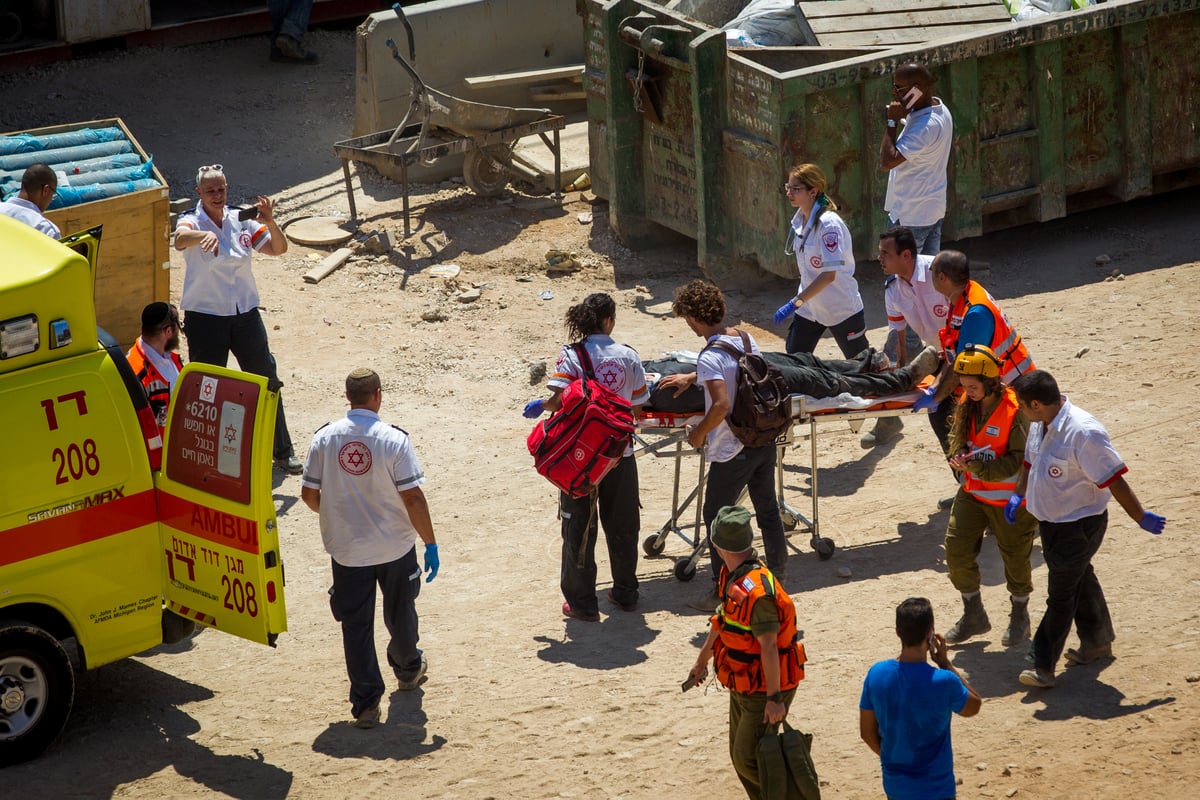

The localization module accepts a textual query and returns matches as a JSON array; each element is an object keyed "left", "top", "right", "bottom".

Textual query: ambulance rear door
[{"left": 156, "top": 364, "right": 287, "bottom": 645}]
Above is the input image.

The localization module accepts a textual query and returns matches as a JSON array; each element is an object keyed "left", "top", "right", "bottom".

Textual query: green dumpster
[{"left": 579, "top": 0, "right": 1200, "bottom": 281}]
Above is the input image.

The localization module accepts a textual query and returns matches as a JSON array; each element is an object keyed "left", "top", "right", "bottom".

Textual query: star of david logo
[
  {"left": 224, "top": 424, "right": 238, "bottom": 444},
  {"left": 595, "top": 360, "right": 626, "bottom": 393},
  {"left": 338, "top": 441, "right": 372, "bottom": 475}
]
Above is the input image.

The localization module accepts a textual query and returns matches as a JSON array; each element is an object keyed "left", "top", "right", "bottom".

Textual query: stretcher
[{"left": 633, "top": 389, "right": 927, "bottom": 581}]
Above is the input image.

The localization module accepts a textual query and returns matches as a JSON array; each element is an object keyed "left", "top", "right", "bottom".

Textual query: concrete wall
[{"left": 353, "top": 0, "right": 585, "bottom": 137}]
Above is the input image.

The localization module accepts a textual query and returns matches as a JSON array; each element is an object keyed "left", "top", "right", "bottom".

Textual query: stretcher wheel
[
  {"left": 643, "top": 535, "right": 666, "bottom": 557},
  {"left": 463, "top": 146, "right": 512, "bottom": 197},
  {"left": 674, "top": 558, "right": 697, "bottom": 582},
  {"left": 811, "top": 535, "right": 836, "bottom": 561},
  {"left": 780, "top": 510, "right": 799, "bottom": 532}
]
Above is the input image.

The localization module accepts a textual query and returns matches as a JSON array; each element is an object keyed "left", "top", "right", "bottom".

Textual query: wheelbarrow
[{"left": 333, "top": 5, "right": 566, "bottom": 237}]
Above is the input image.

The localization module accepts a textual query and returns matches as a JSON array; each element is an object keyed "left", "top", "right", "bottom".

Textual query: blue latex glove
[
  {"left": 1004, "top": 494, "right": 1023, "bottom": 525},
  {"left": 773, "top": 299, "right": 797, "bottom": 326},
  {"left": 912, "top": 388, "right": 938, "bottom": 413},
  {"left": 1139, "top": 511, "right": 1165, "bottom": 535},
  {"left": 523, "top": 398, "right": 545, "bottom": 418},
  {"left": 424, "top": 543, "right": 440, "bottom": 582}
]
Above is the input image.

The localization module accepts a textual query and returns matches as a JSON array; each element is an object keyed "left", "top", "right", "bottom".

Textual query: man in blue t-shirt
[{"left": 860, "top": 597, "right": 982, "bottom": 799}]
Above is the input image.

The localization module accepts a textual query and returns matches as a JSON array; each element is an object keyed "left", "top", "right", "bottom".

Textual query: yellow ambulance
[{"left": 0, "top": 215, "right": 287, "bottom": 764}]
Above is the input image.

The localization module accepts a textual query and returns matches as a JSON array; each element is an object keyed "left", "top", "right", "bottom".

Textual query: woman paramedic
[
  {"left": 773, "top": 163, "right": 871, "bottom": 358},
  {"left": 941, "top": 344, "right": 1038, "bottom": 648},
  {"left": 522, "top": 293, "right": 650, "bottom": 621}
]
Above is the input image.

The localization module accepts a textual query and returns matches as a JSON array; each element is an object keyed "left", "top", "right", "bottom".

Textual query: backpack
[
  {"left": 703, "top": 330, "right": 792, "bottom": 447},
  {"left": 527, "top": 343, "right": 635, "bottom": 497}
]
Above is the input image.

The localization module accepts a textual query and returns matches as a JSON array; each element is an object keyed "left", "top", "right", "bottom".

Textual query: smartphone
[
  {"left": 928, "top": 633, "right": 937, "bottom": 650},
  {"left": 237, "top": 205, "right": 259, "bottom": 221},
  {"left": 903, "top": 86, "right": 924, "bottom": 110}
]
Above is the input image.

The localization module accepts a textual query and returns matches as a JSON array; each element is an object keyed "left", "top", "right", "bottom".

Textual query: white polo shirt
[
  {"left": 885, "top": 99, "right": 953, "bottom": 227},
  {"left": 302, "top": 408, "right": 426, "bottom": 567},
  {"left": 548, "top": 333, "right": 650, "bottom": 457},
  {"left": 789, "top": 208, "right": 864, "bottom": 326},
  {"left": 884, "top": 254, "right": 949, "bottom": 346},
  {"left": 1024, "top": 397, "right": 1128, "bottom": 524},
  {"left": 177, "top": 202, "right": 271, "bottom": 316},
  {"left": 697, "top": 332, "right": 761, "bottom": 463},
  {"left": 0, "top": 197, "right": 61, "bottom": 238}
]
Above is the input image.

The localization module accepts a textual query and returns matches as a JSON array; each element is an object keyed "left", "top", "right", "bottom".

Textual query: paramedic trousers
[
  {"left": 728, "top": 687, "right": 797, "bottom": 800},
  {"left": 270, "top": 0, "right": 313, "bottom": 42},
  {"left": 786, "top": 309, "right": 870, "bottom": 359},
  {"left": 703, "top": 445, "right": 787, "bottom": 584},
  {"left": 945, "top": 488, "right": 1036, "bottom": 596},
  {"left": 559, "top": 454, "right": 640, "bottom": 614},
  {"left": 1030, "top": 511, "right": 1116, "bottom": 673},
  {"left": 329, "top": 548, "right": 423, "bottom": 718},
  {"left": 183, "top": 309, "right": 295, "bottom": 461}
]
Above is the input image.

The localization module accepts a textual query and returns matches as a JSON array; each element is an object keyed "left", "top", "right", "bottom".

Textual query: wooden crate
[{"left": 3, "top": 118, "right": 170, "bottom": 348}]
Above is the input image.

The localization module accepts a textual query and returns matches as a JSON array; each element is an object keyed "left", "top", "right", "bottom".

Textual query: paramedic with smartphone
[{"left": 880, "top": 62, "right": 954, "bottom": 256}]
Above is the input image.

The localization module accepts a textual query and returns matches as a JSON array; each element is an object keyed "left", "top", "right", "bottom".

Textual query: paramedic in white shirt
[
  {"left": 0, "top": 164, "right": 61, "bottom": 238},
  {"left": 773, "top": 163, "right": 870, "bottom": 358},
  {"left": 301, "top": 368, "right": 440, "bottom": 728},
  {"left": 660, "top": 280, "right": 789, "bottom": 612},
  {"left": 173, "top": 163, "right": 302, "bottom": 474},
  {"left": 861, "top": 225, "right": 953, "bottom": 450},
  {"left": 881, "top": 63, "right": 954, "bottom": 256},
  {"left": 523, "top": 293, "right": 650, "bottom": 621}
]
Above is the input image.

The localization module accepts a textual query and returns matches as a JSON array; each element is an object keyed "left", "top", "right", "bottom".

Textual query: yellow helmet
[{"left": 953, "top": 343, "right": 1002, "bottom": 379}]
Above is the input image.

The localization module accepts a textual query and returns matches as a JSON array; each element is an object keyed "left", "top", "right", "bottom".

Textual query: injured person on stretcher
[{"left": 650, "top": 345, "right": 941, "bottom": 413}]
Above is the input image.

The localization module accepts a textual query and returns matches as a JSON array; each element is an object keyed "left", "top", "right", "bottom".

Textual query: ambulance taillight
[{"left": 136, "top": 404, "right": 163, "bottom": 470}]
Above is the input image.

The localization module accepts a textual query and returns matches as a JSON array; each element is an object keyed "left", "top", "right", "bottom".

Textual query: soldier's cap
[{"left": 711, "top": 505, "right": 753, "bottom": 552}]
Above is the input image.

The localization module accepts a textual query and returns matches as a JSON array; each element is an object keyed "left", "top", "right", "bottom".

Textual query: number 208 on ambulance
[{"left": 0, "top": 215, "right": 287, "bottom": 765}]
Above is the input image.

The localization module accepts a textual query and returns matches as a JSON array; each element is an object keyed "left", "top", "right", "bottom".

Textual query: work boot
[
  {"left": 945, "top": 593, "right": 991, "bottom": 643},
  {"left": 1002, "top": 599, "right": 1030, "bottom": 646},
  {"left": 907, "top": 345, "right": 941, "bottom": 383},
  {"left": 860, "top": 415, "right": 904, "bottom": 449}
]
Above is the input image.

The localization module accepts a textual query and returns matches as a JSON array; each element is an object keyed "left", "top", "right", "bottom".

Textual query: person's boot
[
  {"left": 945, "top": 593, "right": 991, "bottom": 643},
  {"left": 1002, "top": 598, "right": 1030, "bottom": 646}
]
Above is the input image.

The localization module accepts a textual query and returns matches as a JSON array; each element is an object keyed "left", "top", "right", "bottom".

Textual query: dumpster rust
[{"left": 584, "top": 0, "right": 1200, "bottom": 280}]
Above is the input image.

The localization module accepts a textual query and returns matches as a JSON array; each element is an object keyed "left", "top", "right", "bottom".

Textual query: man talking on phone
[{"left": 880, "top": 63, "right": 954, "bottom": 256}]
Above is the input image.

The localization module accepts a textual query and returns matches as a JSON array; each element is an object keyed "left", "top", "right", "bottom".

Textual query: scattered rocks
[
  {"left": 1184, "top": 672, "right": 1200, "bottom": 683},
  {"left": 420, "top": 309, "right": 448, "bottom": 322},
  {"left": 1095, "top": 254, "right": 1112, "bottom": 265},
  {"left": 528, "top": 361, "right": 548, "bottom": 384},
  {"left": 836, "top": 566, "right": 852, "bottom": 579},
  {"left": 457, "top": 288, "right": 482, "bottom": 303},
  {"left": 1074, "top": 346, "right": 1090, "bottom": 358}
]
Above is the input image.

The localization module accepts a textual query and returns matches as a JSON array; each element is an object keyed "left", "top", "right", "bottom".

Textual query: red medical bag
[{"left": 527, "top": 345, "right": 634, "bottom": 497}]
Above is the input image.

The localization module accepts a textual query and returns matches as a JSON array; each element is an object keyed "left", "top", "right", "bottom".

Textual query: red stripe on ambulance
[
  {"left": 0, "top": 490, "right": 157, "bottom": 566},
  {"left": 158, "top": 491, "right": 260, "bottom": 554}
]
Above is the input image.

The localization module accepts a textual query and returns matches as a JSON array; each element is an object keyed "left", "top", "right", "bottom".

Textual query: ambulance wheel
[
  {"left": 643, "top": 535, "right": 666, "bottom": 556},
  {"left": 674, "top": 558, "right": 697, "bottom": 582},
  {"left": 463, "top": 147, "right": 511, "bottom": 197},
  {"left": 812, "top": 536, "right": 836, "bottom": 561},
  {"left": 0, "top": 624, "right": 75, "bottom": 766}
]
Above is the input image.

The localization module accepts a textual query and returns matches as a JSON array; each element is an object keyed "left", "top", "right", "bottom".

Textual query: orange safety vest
[
  {"left": 939, "top": 281, "right": 1034, "bottom": 385},
  {"left": 711, "top": 560, "right": 806, "bottom": 694},
  {"left": 962, "top": 387, "right": 1022, "bottom": 506},
  {"left": 126, "top": 340, "right": 183, "bottom": 434}
]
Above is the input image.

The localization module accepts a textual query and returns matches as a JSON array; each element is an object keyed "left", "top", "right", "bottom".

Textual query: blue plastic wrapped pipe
[
  {"left": 0, "top": 152, "right": 143, "bottom": 184},
  {"left": 0, "top": 139, "right": 134, "bottom": 172},
  {"left": 44, "top": 179, "right": 163, "bottom": 209},
  {"left": 0, "top": 126, "right": 127, "bottom": 156}
]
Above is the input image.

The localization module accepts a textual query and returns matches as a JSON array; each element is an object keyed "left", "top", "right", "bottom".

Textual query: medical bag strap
[
  {"left": 784, "top": 203, "right": 827, "bottom": 256},
  {"left": 570, "top": 340, "right": 600, "bottom": 567}
]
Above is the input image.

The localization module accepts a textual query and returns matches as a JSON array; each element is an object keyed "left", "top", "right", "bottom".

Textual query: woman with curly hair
[
  {"left": 773, "top": 163, "right": 870, "bottom": 358},
  {"left": 942, "top": 344, "right": 1037, "bottom": 647},
  {"left": 523, "top": 293, "right": 649, "bottom": 621}
]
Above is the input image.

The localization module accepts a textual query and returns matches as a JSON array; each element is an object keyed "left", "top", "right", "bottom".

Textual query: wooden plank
[
  {"left": 814, "top": 23, "right": 1009, "bottom": 48},
  {"left": 464, "top": 64, "right": 584, "bottom": 90},
  {"left": 303, "top": 246, "right": 355, "bottom": 284},
  {"left": 805, "top": 7, "right": 1011, "bottom": 32},
  {"left": 799, "top": 0, "right": 1005, "bottom": 19}
]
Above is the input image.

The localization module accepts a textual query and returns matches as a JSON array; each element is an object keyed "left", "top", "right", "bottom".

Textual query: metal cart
[{"left": 333, "top": 7, "right": 565, "bottom": 238}]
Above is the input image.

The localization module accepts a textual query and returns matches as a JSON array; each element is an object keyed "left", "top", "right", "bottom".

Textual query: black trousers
[
  {"left": 702, "top": 444, "right": 787, "bottom": 584},
  {"left": 786, "top": 309, "right": 870, "bottom": 358},
  {"left": 559, "top": 455, "right": 640, "bottom": 613},
  {"left": 183, "top": 308, "right": 295, "bottom": 460},
  {"left": 329, "top": 548, "right": 423, "bottom": 717},
  {"left": 1030, "top": 511, "right": 1115, "bottom": 672}
]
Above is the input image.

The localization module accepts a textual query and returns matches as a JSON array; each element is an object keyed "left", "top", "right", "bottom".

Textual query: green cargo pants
[
  {"left": 945, "top": 487, "right": 1037, "bottom": 597},
  {"left": 729, "top": 687, "right": 798, "bottom": 799}
]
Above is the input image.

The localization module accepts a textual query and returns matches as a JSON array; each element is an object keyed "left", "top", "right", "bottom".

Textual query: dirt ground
[{"left": 4, "top": 26, "right": 1200, "bottom": 800}]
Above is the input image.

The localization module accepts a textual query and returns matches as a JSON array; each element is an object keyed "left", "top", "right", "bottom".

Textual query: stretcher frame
[{"left": 633, "top": 395, "right": 925, "bottom": 581}]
